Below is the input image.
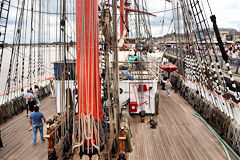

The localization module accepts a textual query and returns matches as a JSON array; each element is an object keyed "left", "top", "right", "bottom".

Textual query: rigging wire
[
  {"left": 33, "top": 0, "right": 36, "bottom": 83},
  {"left": 150, "top": 6, "right": 179, "bottom": 14},
  {"left": 7, "top": 2, "right": 75, "bottom": 15},
  {"left": 5, "top": 47, "right": 52, "bottom": 74},
  {"left": 160, "top": 0, "right": 167, "bottom": 36},
  {"left": 205, "top": 0, "right": 213, "bottom": 15},
  {"left": 3, "top": 0, "right": 23, "bottom": 103}
]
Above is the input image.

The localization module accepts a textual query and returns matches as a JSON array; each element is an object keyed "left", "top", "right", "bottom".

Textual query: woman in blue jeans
[
  {"left": 29, "top": 106, "right": 46, "bottom": 145},
  {"left": 165, "top": 79, "right": 172, "bottom": 97}
]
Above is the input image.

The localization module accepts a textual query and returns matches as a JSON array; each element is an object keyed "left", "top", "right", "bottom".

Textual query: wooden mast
[{"left": 112, "top": 0, "right": 120, "bottom": 153}]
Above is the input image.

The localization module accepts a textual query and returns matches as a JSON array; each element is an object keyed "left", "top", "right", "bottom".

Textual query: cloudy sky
[
  {"left": 147, "top": 0, "right": 240, "bottom": 37},
  {"left": 3, "top": 0, "right": 240, "bottom": 43}
]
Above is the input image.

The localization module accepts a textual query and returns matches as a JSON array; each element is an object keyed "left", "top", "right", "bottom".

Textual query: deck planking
[
  {"left": 0, "top": 89, "right": 239, "bottom": 160},
  {"left": 128, "top": 89, "right": 238, "bottom": 160},
  {"left": 0, "top": 96, "right": 57, "bottom": 160}
]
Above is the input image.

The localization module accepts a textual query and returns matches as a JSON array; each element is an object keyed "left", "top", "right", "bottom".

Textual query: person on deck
[
  {"left": 28, "top": 96, "right": 37, "bottom": 131},
  {"left": 0, "top": 129, "right": 5, "bottom": 150},
  {"left": 232, "top": 50, "right": 237, "bottom": 67},
  {"left": 50, "top": 80, "right": 55, "bottom": 98},
  {"left": 24, "top": 89, "right": 34, "bottom": 117},
  {"left": 229, "top": 45, "right": 233, "bottom": 55},
  {"left": 29, "top": 106, "right": 46, "bottom": 145},
  {"left": 30, "top": 87, "right": 34, "bottom": 94},
  {"left": 165, "top": 79, "right": 172, "bottom": 97},
  {"left": 225, "top": 45, "right": 229, "bottom": 55},
  {"left": 34, "top": 85, "right": 40, "bottom": 106}
]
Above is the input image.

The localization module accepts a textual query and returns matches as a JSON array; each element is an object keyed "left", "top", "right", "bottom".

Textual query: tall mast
[
  {"left": 61, "top": 0, "right": 66, "bottom": 127},
  {"left": 113, "top": 0, "right": 120, "bottom": 144}
]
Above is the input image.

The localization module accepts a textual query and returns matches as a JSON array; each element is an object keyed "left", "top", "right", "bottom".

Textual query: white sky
[
  {"left": 147, "top": 0, "right": 240, "bottom": 37},
  {"left": 3, "top": 0, "right": 240, "bottom": 43}
]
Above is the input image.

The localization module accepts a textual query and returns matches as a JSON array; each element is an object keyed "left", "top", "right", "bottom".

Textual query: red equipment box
[{"left": 129, "top": 102, "right": 138, "bottom": 112}]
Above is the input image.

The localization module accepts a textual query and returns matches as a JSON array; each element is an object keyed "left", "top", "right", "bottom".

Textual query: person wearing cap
[{"left": 24, "top": 89, "right": 34, "bottom": 117}]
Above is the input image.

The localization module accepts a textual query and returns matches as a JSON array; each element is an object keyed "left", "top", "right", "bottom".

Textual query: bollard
[
  {"left": 44, "top": 125, "right": 57, "bottom": 160},
  {"left": 118, "top": 126, "right": 127, "bottom": 160}
]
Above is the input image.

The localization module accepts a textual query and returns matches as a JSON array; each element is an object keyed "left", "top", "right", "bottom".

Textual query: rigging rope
[
  {"left": 0, "top": 0, "right": 54, "bottom": 104},
  {"left": 3, "top": 0, "right": 24, "bottom": 103},
  {"left": 8, "top": 2, "right": 75, "bottom": 15},
  {"left": 171, "top": 0, "right": 238, "bottom": 121}
]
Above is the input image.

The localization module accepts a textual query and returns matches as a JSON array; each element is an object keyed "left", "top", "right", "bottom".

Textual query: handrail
[{"left": 0, "top": 76, "right": 53, "bottom": 97}]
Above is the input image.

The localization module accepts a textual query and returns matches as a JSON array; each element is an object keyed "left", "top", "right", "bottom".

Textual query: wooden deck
[
  {"left": 0, "top": 90, "right": 239, "bottom": 160},
  {"left": 0, "top": 96, "right": 57, "bottom": 160},
  {"left": 128, "top": 89, "right": 238, "bottom": 160}
]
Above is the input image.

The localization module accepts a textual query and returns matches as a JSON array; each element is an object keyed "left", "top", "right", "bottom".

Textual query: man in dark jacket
[
  {"left": 24, "top": 89, "right": 34, "bottom": 117},
  {"left": 28, "top": 96, "right": 37, "bottom": 131}
]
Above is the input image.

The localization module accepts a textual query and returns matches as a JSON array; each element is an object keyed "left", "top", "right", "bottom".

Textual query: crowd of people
[
  {"left": 24, "top": 85, "right": 40, "bottom": 118},
  {"left": 162, "top": 43, "right": 240, "bottom": 55},
  {"left": 25, "top": 82, "right": 56, "bottom": 145},
  {"left": 223, "top": 44, "right": 240, "bottom": 64},
  {"left": 23, "top": 85, "right": 46, "bottom": 145},
  {"left": 162, "top": 43, "right": 240, "bottom": 69}
]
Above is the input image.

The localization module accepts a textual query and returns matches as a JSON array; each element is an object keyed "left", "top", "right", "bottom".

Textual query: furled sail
[{"left": 76, "top": 0, "right": 103, "bottom": 121}]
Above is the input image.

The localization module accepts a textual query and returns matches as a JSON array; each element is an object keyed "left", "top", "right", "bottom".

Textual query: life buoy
[
  {"left": 8, "top": 101, "right": 14, "bottom": 118},
  {"left": 15, "top": 98, "right": 22, "bottom": 114},
  {"left": 0, "top": 105, "right": 4, "bottom": 124},
  {"left": 11, "top": 99, "right": 18, "bottom": 115},
  {"left": 194, "top": 95, "right": 201, "bottom": 111},
  {"left": 184, "top": 87, "right": 189, "bottom": 100},
  {"left": 1, "top": 103, "right": 7, "bottom": 120},
  {"left": 3, "top": 102, "right": 12, "bottom": 119},
  {"left": 17, "top": 96, "right": 25, "bottom": 112}
]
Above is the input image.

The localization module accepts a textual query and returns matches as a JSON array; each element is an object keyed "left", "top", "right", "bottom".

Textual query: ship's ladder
[{"left": 0, "top": 0, "right": 11, "bottom": 74}]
